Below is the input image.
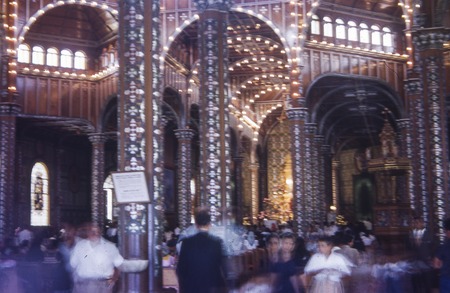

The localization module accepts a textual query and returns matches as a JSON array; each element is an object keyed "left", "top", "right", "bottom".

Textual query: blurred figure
[
  {"left": 70, "top": 223, "right": 123, "bottom": 293},
  {"left": 243, "top": 231, "right": 259, "bottom": 251},
  {"left": 266, "top": 233, "right": 280, "bottom": 264},
  {"left": 269, "top": 232, "right": 301, "bottom": 293},
  {"left": 176, "top": 208, "right": 226, "bottom": 293},
  {"left": 304, "top": 236, "right": 352, "bottom": 293},
  {"left": 433, "top": 217, "right": 450, "bottom": 293}
]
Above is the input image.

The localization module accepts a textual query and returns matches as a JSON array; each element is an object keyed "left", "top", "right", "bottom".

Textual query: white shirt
[
  {"left": 70, "top": 237, "right": 124, "bottom": 280},
  {"left": 304, "top": 251, "right": 353, "bottom": 282}
]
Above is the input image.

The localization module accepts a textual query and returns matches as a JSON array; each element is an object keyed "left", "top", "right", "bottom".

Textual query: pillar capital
[
  {"left": 404, "top": 78, "right": 423, "bottom": 95},
  {"left": 88, "top": 133, "right": 107, "bottom": 144},
  {"left": 174, "top": 128, "right": 195, "bottom": 140},
  {"left": 0, "top": 103, "right": 21, "bottom": 116},
  {"left": 412, "top": 28, "right": 450, "bottom": 51},
  {"left": 286, "top": 107, "right": 308, "bottom": 121}
]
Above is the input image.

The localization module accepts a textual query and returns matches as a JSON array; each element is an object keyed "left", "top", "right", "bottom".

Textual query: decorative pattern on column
[
  {"left": 118, "top": 0, "right": 163, "bottom": 291},
  {"left": 305, "top": 124, "right": 315, "bottom": 223},
  {"left": 194, "top": 0, "right": 232, "bottom": 223},
  {"left": 233, "top": 156, "right": 245, "bottom": 224},
  {"left": 315, "top": 135, "right": 326, "bottom": 223},
  {"left": 397, "top": 118, "right": 415, "bottom": 210},
  {"left": 174, "top": 129, "right": 195, "bottom": 230},
  {"left": 425, "top": 56, "right": 448, "bottom": 239},
  {"left": 331, "top": 160, "right": 340, "bottom": 213},
  {"left": 405, "top": 77, "right": 426, "bottom": 217},
  {"left": 0, "top": 103, "right": 20, "bottom": 239},
  {"left": 249, "top": 163, "right": 259, "bottom": 224},
  {"left": 321, "top": 144, "right": 332, "bottom": 223},
  {"left": 286, "top": 107, "right": 308, "bottom": 235},
  {"left": 89, "top": 133, "right": 106, "bottom": 230}
]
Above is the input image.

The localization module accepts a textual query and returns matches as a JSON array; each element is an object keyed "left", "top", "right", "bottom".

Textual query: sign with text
[{"left": 111, "top": 171, "right": 150, "bottom": 203}]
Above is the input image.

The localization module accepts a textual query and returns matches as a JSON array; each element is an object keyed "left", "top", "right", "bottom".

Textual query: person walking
[{"left": 176, "top": 208, "right": 226, "bottom": 293}]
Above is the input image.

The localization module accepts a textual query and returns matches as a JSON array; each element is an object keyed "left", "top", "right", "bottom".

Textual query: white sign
[{"left": 111, "top": 171, "right": 150, "bottom": 203}]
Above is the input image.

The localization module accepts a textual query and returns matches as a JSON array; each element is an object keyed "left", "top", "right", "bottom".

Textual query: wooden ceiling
[{"left": 26, "top": 4, "right": 118, "bottom": 47}]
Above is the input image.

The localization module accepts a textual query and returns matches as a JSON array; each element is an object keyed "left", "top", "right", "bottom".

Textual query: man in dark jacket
[{"left": 176, "top": 208, "right": 226, "bottom": 293}]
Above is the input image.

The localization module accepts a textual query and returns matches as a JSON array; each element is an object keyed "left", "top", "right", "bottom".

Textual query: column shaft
[
  {"left": 89, "top": 134, "right": 106, "bottom": 230},
  {"left": 174, "top": 129, "right": 195, "bottom": 230}
]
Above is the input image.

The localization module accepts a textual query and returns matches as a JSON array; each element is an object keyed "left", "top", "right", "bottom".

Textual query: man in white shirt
[{"left": 70, "top": 223, "right": 124, "bottom": 293}]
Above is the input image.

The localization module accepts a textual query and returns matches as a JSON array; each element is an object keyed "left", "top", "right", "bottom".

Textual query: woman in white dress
[{"left": 304, "top": 236, "right": 353, "bottom": 293}]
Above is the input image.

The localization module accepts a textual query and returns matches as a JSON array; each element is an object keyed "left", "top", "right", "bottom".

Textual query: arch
[
  {"left": 30, "top": 162, "right": 50, "bottom": 226},
  {"left": 16, "top": 1, "right": 118, "bottom": 47},
  {"left": 162, "top": 9, "right": 293, "bottom": 69}
]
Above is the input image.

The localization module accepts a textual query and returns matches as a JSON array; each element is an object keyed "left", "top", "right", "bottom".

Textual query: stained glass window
[{"left": 30, "top": 162, "right": 49, "bottom": 226}]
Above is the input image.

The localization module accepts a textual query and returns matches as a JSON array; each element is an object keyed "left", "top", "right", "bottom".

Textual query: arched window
[
  {"left": 60, "top": 49, "right": 73, "bottom": 68},
  {"left": 30, "top": 162, "right": 50, "bottom": 226},
  {"left": 360, "top": 23, "right": 369, "bottom": 43},
  {"left": 103, "top": 175, "right": 116, "bottom": 222},
  {"left": 348, "top": 21, "right": 358, "bottom": 41},
  {"left": 18, "top": 44, "right": 31, "bottom": 63},
  {"left": 109, "top": 50, "right": 115, "bottom": 66},
  {"left": 46, "top": 48, "right": 59, "bottom": 67},
  {"left": 32, "top": 46, "right": 45, "bottom": 65},
  {"left": 311, "top": 15, "right": 320, "bottom": 35},
  {"left": 371, "top": 25, "right": 381, "bottom": 45},
  {"left": 382, "top": 27, "right": 393, "bottom": 47},
  {"left": 336, "top": 18, "right": 346, "bottom": 39},
  {"left": 74, "top": 51, "right": 87, "bottom": 70},
  {"left": 323, "top": 16, "right": 333, "bottom": 37}
]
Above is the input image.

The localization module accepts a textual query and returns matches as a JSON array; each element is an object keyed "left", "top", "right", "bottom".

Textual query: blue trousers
[{"left": 440, "top": 275, "right": 450, "bottom": 293}]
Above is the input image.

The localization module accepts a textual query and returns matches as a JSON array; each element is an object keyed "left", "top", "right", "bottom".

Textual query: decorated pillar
[
  {"left": 396, "top": 118, "right": 415, "bottom": 211},
  {"left": 249, "top": 163, "right": 259, "bottom": 224},
  {"left": 88, "top": 133, "right": 106, "bottom": 229},
  {"left": 412, "top": 29, "right": 450, "bottom": 239},
  {"left": 404, "top": 77, "right": 426, "bottom": 217},
  {"left": 331, "top": 159, "right": 341, "bottom": 213},
  {"left": 174, "top": 129, "right": 195, "bottom": 230},
  {"left": 286, "top": 107, "right": 308, "bottom": 235},
  {"left": 118, "top": 0, "right": 163, "bottom": 291},
  {"left": 0, "top": 103, "right": 20, "bottom": 239},
  {"left": 321, "top": 144, "right": 332, "bottom": 223},
  {"left": 193, "top": 0, "right": 232, "bottom": 224},
  {"left": 233, "top": 155, "right": 244, "bottom": 224},
  {"left": 314, "top": 135, "right": 326, "bottom": 223},
  {"left": 305, "top": 123, "right": 315, "bottom": 224}
]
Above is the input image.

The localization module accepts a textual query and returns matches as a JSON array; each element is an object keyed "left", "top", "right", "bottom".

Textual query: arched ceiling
[
  {"left": 26, "top": 4, "right": 118, "bottom": 47},
  {"left": 306, "top": 74, "right": 404, "bottom": 150}
]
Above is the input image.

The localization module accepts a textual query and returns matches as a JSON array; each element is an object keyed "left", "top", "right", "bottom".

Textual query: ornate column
[
  {"left": 118, "top": 0, "right": 163, "bottom": 291},
  {"left": 233, "top": 155, "right": 244, "bottom": 224},
  {"left": 193, "top": 0, "right": 232, "bottom": 224},
  {"left": 321, "top": 144, "right": 332, "bottom": 223},
  {"left": 249, "top": 163, "right": 259, "bottom": 224},
  {"left": 412, "top": 29, "right": 450, "bottom": 239},
  {"left": 286, "top": 107, "right": 308, "bottom": 235},
  {"left": 397, "top": 118, "right": 415, "bottom": 210},
  {"left": 88, "top": 133, "right": 106, "bottom": 230},
  {"left": 0, "top": 103, "right": 20, "bottom": 239},
  {"left": 259, "top": 164, "right": 267, "bottom": 214},
  {"left": 305, "top": 123, "right": 315, "bottom": 224},
  {"left": 404, "top": 77, "right": 426, "bottom": 217},
  {"left": 314, "top": 135, "right": 326, "bottom": 223},
  {"left": 331, "top": 159, "right": 341, "bottom": 213},
  {"left": 174, "top": 129, "right": 195, "bottom": 230}
]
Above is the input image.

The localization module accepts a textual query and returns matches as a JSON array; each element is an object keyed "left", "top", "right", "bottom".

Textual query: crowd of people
[{"left": 1, "top": 214, "right": 449, "bottom": 293}]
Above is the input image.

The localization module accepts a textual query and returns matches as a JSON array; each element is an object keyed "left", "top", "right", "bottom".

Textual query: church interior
[{"left": 1, "top": 0, "right": 450, "bottom": 292}]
